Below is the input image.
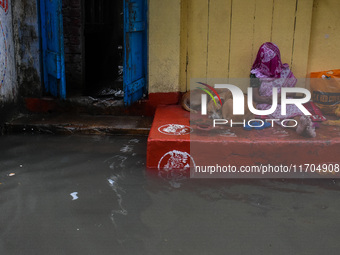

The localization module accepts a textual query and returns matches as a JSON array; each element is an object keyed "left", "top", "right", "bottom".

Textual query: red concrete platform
[
  {"left": 147, "top": 105, "right": 191, "bottom": 170},
  {"left": 147, "top": 105, "right": 340, "bottom": 178}
]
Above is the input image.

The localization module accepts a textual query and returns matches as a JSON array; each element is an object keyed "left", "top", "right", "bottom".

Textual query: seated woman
[{"left": 250, "top": 42, "right": 316, "bottom": 138}]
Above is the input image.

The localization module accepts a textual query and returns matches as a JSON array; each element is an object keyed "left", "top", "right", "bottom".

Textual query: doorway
[
  {"left": 84, "top": 0, "right": 124, "bottom": 97},
  {"left": 41, "top": 0, "right": 147, "bottom": 105}
]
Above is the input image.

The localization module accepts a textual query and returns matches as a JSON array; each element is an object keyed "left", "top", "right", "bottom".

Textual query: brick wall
[{"left": 62, "top": 0, "right": 83, "bottom": 94}]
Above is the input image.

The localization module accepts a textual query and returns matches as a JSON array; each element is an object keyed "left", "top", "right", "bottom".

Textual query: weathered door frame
[
  {"left": 39, "top": 0, "right": 148, "bottom": 103},
  {"left": 123, "top": 0, "right": 148, "bottom": 106},
  {"left": 39, "top": 0, "right": 66, "bottom": 99}
]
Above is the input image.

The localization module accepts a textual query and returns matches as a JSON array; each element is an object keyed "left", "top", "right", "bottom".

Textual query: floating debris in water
[
  {"left": 8, "top": 173, "right": 15, "bottom": 177},
  {"left": 114, "top": 90, "right": 124, "bottom": 98},
  {"left": 95, "top": 88, "right": 124, "bottom": 98},
  {"left": 108, "top": 178, "right": 115, "bottom": 186},
  {"left": 120, "top": 145, "right": 133, "bottom": 153},
  {"left": 129, "top": 139, "right": 139, "bottom": 144},
  {"left": 70, "top": 192, "right": 78, "bottom": 200}
]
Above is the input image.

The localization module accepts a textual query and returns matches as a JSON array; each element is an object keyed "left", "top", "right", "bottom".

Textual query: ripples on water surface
[{"left": 1, "top": 134, "right": 340, "bottom": 255}]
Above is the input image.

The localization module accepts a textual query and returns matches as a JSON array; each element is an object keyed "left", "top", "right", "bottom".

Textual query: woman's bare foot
[
  {"left": 304, "top": 117, "right": 316, "bottom": 138},
  {"left": 296, "top": 116, "right": 316, "bottom": 138},
  {"left": 296, "top": 116, "right": 308, "bottom": 135}
]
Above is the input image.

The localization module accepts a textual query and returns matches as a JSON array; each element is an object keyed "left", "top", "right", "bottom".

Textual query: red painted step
[
  {"left": 147, "top": 105, "right": 340, "bottom": 178},
  {"left": 147, "top": 105, "right": 191, "bottom": 170}
]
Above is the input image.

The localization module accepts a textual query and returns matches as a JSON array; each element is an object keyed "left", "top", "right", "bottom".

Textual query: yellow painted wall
[
  {"left": 308, "top": 0, "right": 340, "bottom": 73},
  {"left": 147, "top": 0, "right": 340, "bottom": 94},
  {"left": 182, "top": 0, "right": 314, "bottom": 92},
  {"left": 148, "top": 0, "right": 181, "bottom": 93}
]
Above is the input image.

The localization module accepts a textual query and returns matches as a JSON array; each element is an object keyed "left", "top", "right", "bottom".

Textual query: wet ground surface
[
  {"left": 1, "top": 134, "right": 340, "bottom": 255},
  {"left": 6, "top": 114, "right": 153, "bottom": 136}
]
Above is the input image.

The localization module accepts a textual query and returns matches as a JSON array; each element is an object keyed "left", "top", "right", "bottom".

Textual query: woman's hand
[{"left": 253, "top": 87, "right": 273, "bottom": 104}]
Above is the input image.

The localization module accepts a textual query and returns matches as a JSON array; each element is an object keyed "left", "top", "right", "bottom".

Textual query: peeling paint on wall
[
  {"left": 0, "top": 0, "right": 9, "bottom": 13},
  {"left": 0, "top": 18, "right": 7, "bottom": 89},
  {"left": 11, "top": 0, "right": 41, "bottom": 97},
  {"left": 0, "top": 0, "right": 17, "bottom": 103}
]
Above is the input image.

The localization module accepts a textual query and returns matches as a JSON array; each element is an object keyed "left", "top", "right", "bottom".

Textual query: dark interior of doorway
[{"left": 84, "top": 0, "right": 124, "bottom": 98}]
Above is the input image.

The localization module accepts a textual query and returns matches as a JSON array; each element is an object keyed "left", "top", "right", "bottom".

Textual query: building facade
[{"left": 0, "top": 0, "right": 339, "bottom": 119}]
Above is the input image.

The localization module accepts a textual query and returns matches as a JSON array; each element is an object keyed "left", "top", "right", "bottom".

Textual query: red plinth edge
[{"left": 147, "top": 105, "right": 340, "bottom": 173}]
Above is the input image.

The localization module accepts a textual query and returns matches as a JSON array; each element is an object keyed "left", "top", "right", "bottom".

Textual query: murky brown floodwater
[{"left": 1, "top": 134, "right": 340, "bottom": 255}]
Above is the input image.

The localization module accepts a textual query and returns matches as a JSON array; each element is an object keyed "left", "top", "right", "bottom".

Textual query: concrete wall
[
  {"left": 148, "top": 0, "right": 318, "bottom": 94},
  {"left": 147, "top": 0, "right": 340, "bottom": 94},
  {"left": 181, "top": 0, "right": 313, "bottom": 92},
  {"left": 11, "top": 0, "right": 42, "bottom": 97},
  {"left": 308, "top": 0, "right": 340, "bottom": 73},
  {"left": 148, "top": 0, "right": 181, "bottom": 93},
  {"left": 2, "top": 0, "right": 339, "bottom": 100},
  {"left": 0, "top": 0, "right": 18, "bottom": 120}
]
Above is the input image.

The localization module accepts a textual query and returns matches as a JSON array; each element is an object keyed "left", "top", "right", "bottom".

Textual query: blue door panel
[
  {"left": 127, "top": 32, "right": 143, "bottom": 81},
  {"left": 46, "top": 51, "right": 61, "bottom": 78},
  {"left": 40, "top": 0, "right": 66, "bottom": 99},
  {"left": 124, "top": 0, "right": 147, "bottom": 106}
]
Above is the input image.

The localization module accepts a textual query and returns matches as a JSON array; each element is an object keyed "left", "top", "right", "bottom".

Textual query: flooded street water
[{"left": 1, "top": 134, "right": 340, "bottom": 255}]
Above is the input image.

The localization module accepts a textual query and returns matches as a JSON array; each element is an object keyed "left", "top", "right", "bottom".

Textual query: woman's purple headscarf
[
  {"left": 251, "top": 42, "right": 286, "bottom": 78},
  {"left": 251, "top": 42, "right": 301, "bottom": 120}
]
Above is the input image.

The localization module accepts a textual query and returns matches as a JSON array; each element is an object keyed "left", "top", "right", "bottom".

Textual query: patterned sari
[{"left": 251, "top": 42, "right": 303, "bottom": 119}]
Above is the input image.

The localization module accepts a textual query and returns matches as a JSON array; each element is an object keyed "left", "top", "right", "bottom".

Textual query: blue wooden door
[
  {"left": 40, "top": 0, "right": 66, "bottom": 99},
  {"left": 123, "top": 0, "right": 147, "bottom": 106}
]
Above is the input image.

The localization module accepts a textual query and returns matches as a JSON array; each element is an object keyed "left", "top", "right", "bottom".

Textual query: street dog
[
  {"left": 182, "top": 89, "right": 254, "bottom": 122},
  {"left": 221, "top": 95, "right": 254, "bottom": 122},
  {"left": 181, "top": 89, "right": 232, "bottom": 116}
]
